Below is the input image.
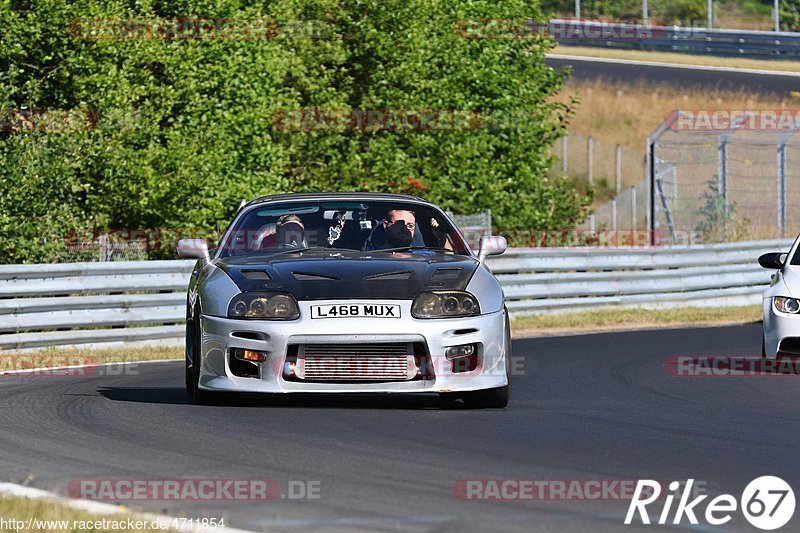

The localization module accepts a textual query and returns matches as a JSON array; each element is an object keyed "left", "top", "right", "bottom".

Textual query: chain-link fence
[
  {"left": 648, "top": 109, "right": 800, "bottom": 244},
  {"left": 550, "top": 133, "right": 648, "bottom": 239},
  {"left": 550, "top": 134, "right": 644, "bottom": 195},
  {"left": 580, "top": 182, "right": 648, "bottom": 235}
]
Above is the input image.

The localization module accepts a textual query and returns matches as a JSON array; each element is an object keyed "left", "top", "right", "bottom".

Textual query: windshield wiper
[
  {"left": 265, "top": 246, "right": 353, "bottom": 257},
  {"left": 371, "top": 246, "right": 456, "bottom": 254}
]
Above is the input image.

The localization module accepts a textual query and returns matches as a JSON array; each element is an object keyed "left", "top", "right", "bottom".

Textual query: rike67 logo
[{"left": 625, "top": 477, "right": 795, "bottom": 530}]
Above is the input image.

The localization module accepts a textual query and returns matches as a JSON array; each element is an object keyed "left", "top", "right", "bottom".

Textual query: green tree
[
  {"left": 781, "top": 0, "right": 800, "bottom": 30},
  {"left": 0, "top": 0, "right": 588, "bottom": 262}
]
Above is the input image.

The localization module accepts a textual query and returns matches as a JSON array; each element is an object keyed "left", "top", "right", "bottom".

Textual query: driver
[
  {"left": 363, "top": 209, "right": 421, "bottom": 250},
  {"left": 276, "top": 215, "right": 305, "bottom": 247}
]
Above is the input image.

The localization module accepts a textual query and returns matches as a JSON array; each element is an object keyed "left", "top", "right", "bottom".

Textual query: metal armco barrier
[
  {"left": 549, "top": 19, "right": 800, "bottom": 59},
  {"left": 0, "top": 261, "right": 195, "bottom": 350},
  {"left": 0, "top": 239, "right": 792, "bottom": 349},
  {"left": 494, "top": 239, "right": 792, "bottom": 315}
]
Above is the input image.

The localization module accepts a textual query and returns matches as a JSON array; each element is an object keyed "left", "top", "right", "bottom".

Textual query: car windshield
[{"left": 219, "top": 200, "right": 470, "bottom": 257}]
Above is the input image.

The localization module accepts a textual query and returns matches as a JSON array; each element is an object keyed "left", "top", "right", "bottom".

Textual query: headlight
[
  {"left": 774, "top": 296, "right": 800, "bottom": 314},
  {"left": 412, "top": 291, "right": 480, "bottom": 319},
  {"left": 228, "top": 293, "right": 300, "bottom": 320}
]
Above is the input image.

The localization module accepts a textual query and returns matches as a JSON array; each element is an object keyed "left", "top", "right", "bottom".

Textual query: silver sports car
[{"left": 177, "top": 192, "right": 511, "bottom": 407}]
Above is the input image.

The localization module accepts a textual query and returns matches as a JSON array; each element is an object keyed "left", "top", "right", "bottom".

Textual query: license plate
[{"left": 310, "top": 303, "right": 401, "bottom": 319}]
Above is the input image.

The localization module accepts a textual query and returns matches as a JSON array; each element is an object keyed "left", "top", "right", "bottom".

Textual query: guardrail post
[
  {"left": 587, "top": 136, "right": 594, "bottom": 185},
  {"left": 631, "top": 186, "right": 637, "bottom": 234}
]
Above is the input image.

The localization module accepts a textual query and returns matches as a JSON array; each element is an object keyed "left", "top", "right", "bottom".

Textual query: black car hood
[{"left": 216, "top": 250, "right": 479, "bottom": 300}]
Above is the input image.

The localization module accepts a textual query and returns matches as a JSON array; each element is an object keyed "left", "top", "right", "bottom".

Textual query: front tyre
[
  {"left": 186, "top": 307, "right": 214, "bottom": 404},
  {"left": 458, "top": 308, "right": 512, "bottom": 409}
]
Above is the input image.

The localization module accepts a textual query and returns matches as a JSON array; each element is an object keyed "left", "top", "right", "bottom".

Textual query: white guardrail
[{"left": 0, "top": 239, "right": 792, "bottom": 350}]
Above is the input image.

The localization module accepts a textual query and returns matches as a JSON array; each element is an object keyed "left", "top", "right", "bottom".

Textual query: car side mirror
[
  {"left": 758, "top": 252, "right": 785, "bottom": 269},
  {"left": 178, "top": 238, "right": 210, "bottom": 260},
  {"left": 478, "top": 235, "right": 507, "bottom": 262}
]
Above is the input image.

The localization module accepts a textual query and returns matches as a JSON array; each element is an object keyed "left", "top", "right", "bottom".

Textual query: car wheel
[
  {"left": 187, "top": 310, "right": 213, "bottom": 405},
  {"left": 461, "top": 383, "right": 510, "bottom": 409},
  {"left": 461, "top": 311, "right": 512, "bottom": 409},
  {"left": 185, "top": 315, "right": 195, "bottom": 395}
]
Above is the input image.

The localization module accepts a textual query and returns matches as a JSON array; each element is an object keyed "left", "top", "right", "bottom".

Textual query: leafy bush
[
  {"left": 694, "top": 181, "right": 750, "bottom": 243},
  {"left": 781, "top": 0, "right": 800, "bottom": 30},
  {"left": 0, "top": 0, "right": 589, "bottom": 262}
]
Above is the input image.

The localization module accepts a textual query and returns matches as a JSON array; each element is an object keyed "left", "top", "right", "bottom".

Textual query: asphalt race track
[
  {"left": 546, "top": 55, "right": 800, "bottom": 97},
  {"left": 0, "top": 323, "right": 796, "bottom": 532}
]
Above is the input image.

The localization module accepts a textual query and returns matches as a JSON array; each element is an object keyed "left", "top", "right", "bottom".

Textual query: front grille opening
[
  {"left": 285, "top": 341, "right": 433, "bottom": 383},
  {"left": 228, "top": 349, "right": 260, "bottom": 378},
  {"left": 779, "top": 338, "right": 800, "bottom": 355}
]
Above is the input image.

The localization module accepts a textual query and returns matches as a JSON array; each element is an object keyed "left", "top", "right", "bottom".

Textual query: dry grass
[
  {"left": 552, "top": 46, "right": 800, "bottom": 73},
  {"left": 555, "top": 78, "right": 796, "bottom": 153},
  {"left": 512, "top": 305, "right": 761, "bottom": 337}
]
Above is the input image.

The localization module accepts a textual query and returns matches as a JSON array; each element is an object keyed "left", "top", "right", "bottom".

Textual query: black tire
[
  {"left": 186, "top": 307, "right": 213, "bottom": 404},
  {"left": 185, "top": 316, "right": 195, "bottom": 395},
  {"left": 457, "top": 308, "right": 513, "bottom": 409},
  {"left": 461, "top": 384, "right": 510, "bottom": 409},
  {"left": 762, "top": 335, "right": 767, "bottom": 358}
]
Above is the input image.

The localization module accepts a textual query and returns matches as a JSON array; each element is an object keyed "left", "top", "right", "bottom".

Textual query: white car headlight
[
  {"left": 411, "top": 291, "right": 480, "bottom": 319},
  {"left": 774, "top": 296, "right": 800, "bottom": 314},
  {"left": 228, "top": 293, "right": 300, "bottom": 320}
]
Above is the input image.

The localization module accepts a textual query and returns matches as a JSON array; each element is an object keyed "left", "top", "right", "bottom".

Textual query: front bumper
[
  {"left": 196, "top": 300, "right": 509, "bottom": 394},
  {"left": 763, "top": 296, "right": 800, "bottom": 358}
]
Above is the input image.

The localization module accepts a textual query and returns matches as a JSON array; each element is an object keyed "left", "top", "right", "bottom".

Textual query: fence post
[
  {"left": 777, "top": 137, "right": 788, "bottom": 239},
  {"left": 611, "top": 199, "right": 617, "bottom": 232},
  {"left": 587, "top": 136, "right": 594, "bottom": 185},
  {"left": 717, "top": 138, "right": 728, "bottom": 203},
  {"left": 99, "top": 234, "right": 110, "bottom": 262},
  {"left": 708, "top": 0, "right": 714, "bottom": 29},
  {"left": 562, "top": 135, "right": 568, "bottom": 173},
  {"left": 631, "top": 186, "right": 637, "bottom": 233}
]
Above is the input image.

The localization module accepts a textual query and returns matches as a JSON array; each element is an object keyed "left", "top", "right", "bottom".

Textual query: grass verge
[
  {"left": 0, "top": 345, "right": 182, "bottom": 372},
  {"left": 512, "top": 305, "right": 761, "bottom": 337},
  {"left": 0, "top": 494, "right": 162, "bottom": 533},
  {"left": 551, "top": 45, "right": 800, "bottom": 73}
]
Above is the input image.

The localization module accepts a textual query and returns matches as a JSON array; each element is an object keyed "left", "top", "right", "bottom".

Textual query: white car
[
  {"left": 177, "top": 192, "right": 512, "bottom": 408},
  {"left": 759, "top": 237, "right": 800, "bottom": 358}
]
